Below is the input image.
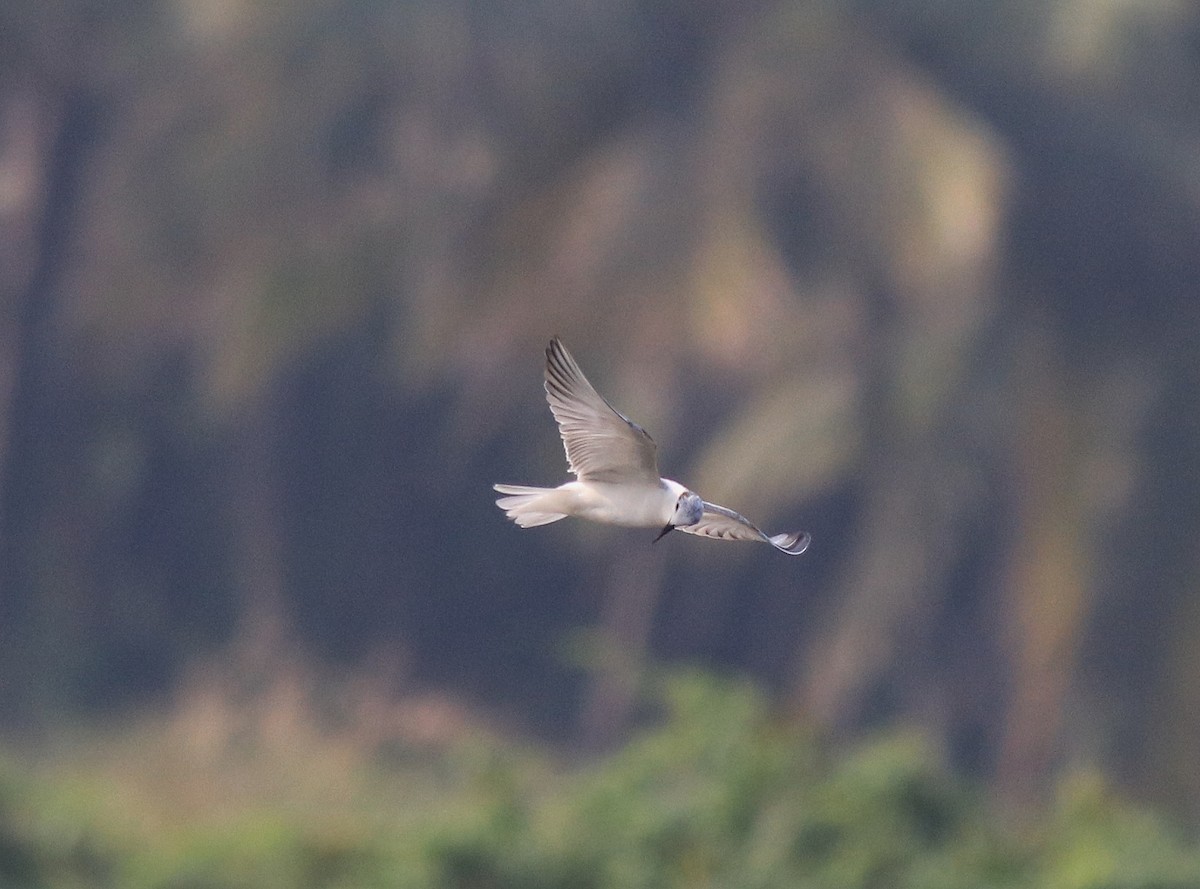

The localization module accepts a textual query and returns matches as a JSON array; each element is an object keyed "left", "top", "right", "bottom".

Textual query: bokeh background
[{"left": 3, "top": 1, "right": 1200, "bottom": 886}]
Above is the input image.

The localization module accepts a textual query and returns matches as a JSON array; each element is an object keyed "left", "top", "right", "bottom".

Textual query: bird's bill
[{"left": 653, "top": 523, "right": 673, "bottom": 543}]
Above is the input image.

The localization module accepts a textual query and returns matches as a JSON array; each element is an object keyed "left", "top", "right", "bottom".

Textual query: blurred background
[{"left": 3, "top": 0, "right": 1200, "bottom": 886}]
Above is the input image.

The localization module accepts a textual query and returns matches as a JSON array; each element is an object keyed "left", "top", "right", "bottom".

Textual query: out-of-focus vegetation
[
  {"left": 3, "top": 673, "right": 1200, "bottom": 889},
  {"left": 3, "top": 0, "right": 1200, "bottom": 845}
]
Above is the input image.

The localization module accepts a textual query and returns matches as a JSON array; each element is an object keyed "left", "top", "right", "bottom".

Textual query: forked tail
[{"left": 493, "top": 484, "right": 568, "bottom": 528}]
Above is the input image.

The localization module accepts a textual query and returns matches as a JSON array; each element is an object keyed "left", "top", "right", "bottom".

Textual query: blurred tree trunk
[
  {"left": 0, "top": 88, "right": 97, "bottom": 553},
  {"left": 797, "top": 470, "right": 927, "bottom": 727},
  {"left": 994, "top": 326, "right": 1088, "bottom": 803},
  {"left": 577, "top": 546, "right": 664, "bottom": 752},
  {"left": 0, "top": 91, "right": 52, "bottom": 507},
  {"left": 222, "top": 399, "right": 293, "bottom": 692},
  {"left": 0, "top": 89, "right": 100, "bottom": 717}
]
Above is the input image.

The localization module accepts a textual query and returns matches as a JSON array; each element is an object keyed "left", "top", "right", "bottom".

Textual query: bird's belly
[{"left": 567, "top": 481, "right": 672, "bottom": 528}]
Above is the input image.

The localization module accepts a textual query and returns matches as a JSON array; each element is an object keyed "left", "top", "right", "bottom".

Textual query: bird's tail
[{"left": 493, "top": 484, "right": 569, "bottom": 528}]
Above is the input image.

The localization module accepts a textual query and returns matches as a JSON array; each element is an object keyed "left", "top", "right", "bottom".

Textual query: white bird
[{"left": 493, "top": 338, "right": 811, "bottom": 555}]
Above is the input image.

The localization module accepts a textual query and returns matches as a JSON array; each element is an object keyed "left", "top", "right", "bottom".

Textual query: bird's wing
[
  {"left": 544, "top": 337, "right": 660, "bottom": 484},
  {"left": 675, "top": 501, "right": 811, "bottom": 555}
]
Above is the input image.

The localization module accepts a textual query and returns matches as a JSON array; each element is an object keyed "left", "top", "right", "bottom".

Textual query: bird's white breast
[{"left": 559, "top": 478, "right": 681, "bottom": 528}]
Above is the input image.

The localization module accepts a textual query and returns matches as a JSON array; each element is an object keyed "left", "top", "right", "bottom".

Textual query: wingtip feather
[{"left": 769, "top": 530, "right": 812, "bottom": 556}]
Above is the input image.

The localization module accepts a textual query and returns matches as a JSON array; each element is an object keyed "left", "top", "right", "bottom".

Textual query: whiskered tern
[{"left": 493, "top": 338, "right": 811, "bottom": 555}]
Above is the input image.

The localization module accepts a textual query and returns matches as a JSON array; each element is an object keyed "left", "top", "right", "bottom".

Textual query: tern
[{"left": 493, "top": 338, "right": 811, "bottom": 555}]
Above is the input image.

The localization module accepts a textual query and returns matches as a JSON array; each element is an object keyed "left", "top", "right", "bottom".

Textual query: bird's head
[
  {"left": 655, "top": 490, "right": 703, "bottom": 542},
  {"left": 673, "top": 490, "right": 704, "bottom": 526}
]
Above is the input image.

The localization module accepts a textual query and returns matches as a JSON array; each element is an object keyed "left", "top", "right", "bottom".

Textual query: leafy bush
[{"left": 2, "top": 672, "right": 1199, "bottom": 889}]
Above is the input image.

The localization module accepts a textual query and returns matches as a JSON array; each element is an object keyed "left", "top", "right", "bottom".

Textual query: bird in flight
[{"left": 493, "top": 338, "right": 811, "bottom": 555}]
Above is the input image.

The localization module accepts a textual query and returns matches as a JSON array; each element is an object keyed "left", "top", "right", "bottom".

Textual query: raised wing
[
  {"left": 676, "top": 501, "right": 811, "bottom": 555},
  {"left": 544, "top": 337, "right": 660, "bottom": 484}
]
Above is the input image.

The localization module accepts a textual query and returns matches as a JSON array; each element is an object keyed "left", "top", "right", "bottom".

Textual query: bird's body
[
  {"left": 494, "top": 338, "right": 810, "bottom": 556},
  {"left": 495, "top": 477, "right": 688, "bottom": 529}
]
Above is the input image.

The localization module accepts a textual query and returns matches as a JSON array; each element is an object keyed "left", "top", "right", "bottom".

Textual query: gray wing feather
[
  {"left": 676, "top": 501, "right": 811, "bottom": 556},
  {"left": 544, "top": 337, "right": 660, "bottom": 483}
]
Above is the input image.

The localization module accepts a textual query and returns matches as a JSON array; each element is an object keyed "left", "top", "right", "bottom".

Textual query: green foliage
[
  {"left": 3, "top": 674, "right": 1199, "bottom": 889},
  {"left": 1033, "top": 772, "right": 1200, "bottom": 889},
  {"left": 0, "top": 757, "right": 117, "bottom": 889}
]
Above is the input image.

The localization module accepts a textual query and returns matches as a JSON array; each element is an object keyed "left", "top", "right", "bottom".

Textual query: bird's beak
[{"left": 653, "top": 523, "right": 673, "bottom": 543}]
